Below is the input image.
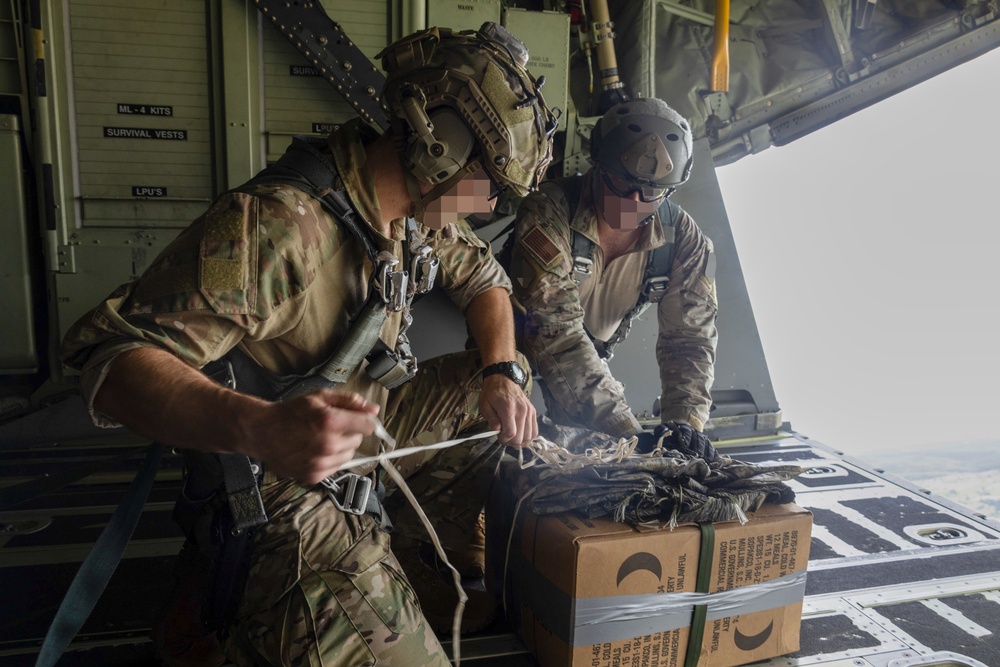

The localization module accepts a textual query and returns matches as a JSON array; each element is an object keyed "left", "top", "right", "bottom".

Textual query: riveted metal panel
[
  {"left": 67, "top": 0, "right": 213, "bottom": 228},
  {"left": 262, "top": 1, "right": 389, "bottom": 162}
]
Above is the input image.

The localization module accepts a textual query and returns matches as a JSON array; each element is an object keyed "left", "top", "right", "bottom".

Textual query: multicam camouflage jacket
[
  {"left": 510, "top": 172, "right": 718, "bottom": 437},
  {"left": 60, "top": 119, "right": 510, "bottom": 464}
]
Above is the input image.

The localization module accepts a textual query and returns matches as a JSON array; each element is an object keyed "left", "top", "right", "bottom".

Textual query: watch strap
[{"left": 482, "top": 361, "right": 527, "bottom": 388}]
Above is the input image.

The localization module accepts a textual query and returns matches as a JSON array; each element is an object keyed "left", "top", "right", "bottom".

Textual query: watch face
[{"left": 486, "top": 361, "right": 527, "bottom": 387}]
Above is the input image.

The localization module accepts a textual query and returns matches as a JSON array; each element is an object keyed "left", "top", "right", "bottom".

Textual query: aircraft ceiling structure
[{"left": 585, "top": 0, "right": 1000, "bottom": 164}]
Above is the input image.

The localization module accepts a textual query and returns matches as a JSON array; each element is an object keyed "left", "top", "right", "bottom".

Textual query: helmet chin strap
[{"left": 403, "top": 160, "right": 481, "bottom": 224}]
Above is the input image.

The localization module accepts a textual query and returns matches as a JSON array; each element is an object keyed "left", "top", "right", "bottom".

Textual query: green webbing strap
[
  {"left": 685, "top": 522, "right": 716, "bottom": 667},
  {"left": 277, "top": 295, "right": 389, "bottom": 400},
  {"left": 34, "top": 443, "right": 164, "bottom": 667}
]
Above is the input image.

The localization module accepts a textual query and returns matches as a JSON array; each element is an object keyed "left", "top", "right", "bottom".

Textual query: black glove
[{"left": 664, "top": 421, "right": 720, "bottom": 463}]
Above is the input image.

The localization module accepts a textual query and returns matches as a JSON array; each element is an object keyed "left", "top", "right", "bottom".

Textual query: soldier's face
[
  {"left": 599, "top": 177, "right": 658, "bottom": 230},
  {"left": 422, "top": 169, "right": 495, "bottom": 229}
]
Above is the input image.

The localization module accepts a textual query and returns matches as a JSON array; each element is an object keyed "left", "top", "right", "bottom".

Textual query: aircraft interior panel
[
  {"left": 0, "top": 113, "right": 37, "bottom": 373},
  {"left": 65, "top": 0, "right": 214, "bottom": 229},
  {"left": 505, "top": 8, "right": 571, "bottom": 136}
]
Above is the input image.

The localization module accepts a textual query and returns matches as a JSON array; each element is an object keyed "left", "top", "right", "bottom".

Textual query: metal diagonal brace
[
  {"left": 254, "top": 0, "right": 391, "bottom": 131},
  {"left": 657, "top": 0, "right": 715, "bottom": 27}
]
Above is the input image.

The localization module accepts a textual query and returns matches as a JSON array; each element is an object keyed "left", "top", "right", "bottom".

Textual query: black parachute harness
[
  {"left": 30, "top": 136, "right": 443, "bottom": 665},
  {"left": 560, "top": 174, "right": 682, "bottom": 360},
  {"left": 182, "top": 134, "right": 450, "bottom": 630},
  {"left": 495, "top": 173, "right": 681, "bottom": 360},
  {"left": 209, "top": 135, "right": 440, "bottom": 541}
]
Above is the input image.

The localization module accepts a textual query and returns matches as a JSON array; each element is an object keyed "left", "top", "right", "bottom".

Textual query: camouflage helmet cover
[
  {"left": 590, "top": 98, "right": 694, "bottom": 190},
  {"left": 379, "top": 22, "right": 558, "bottom": 197}
]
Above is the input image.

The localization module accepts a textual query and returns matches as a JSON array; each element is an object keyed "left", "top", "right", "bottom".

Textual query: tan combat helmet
[
  {"left": 378, "top": 22, "right": 558, "bottom": 214},
  {"left": 590, "top": 98, "right": 694, "bottom": 199}
]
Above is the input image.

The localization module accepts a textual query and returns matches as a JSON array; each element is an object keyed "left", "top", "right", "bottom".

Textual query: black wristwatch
[{"left": 482, "top": 361, "right": 528, "bottom": 389}]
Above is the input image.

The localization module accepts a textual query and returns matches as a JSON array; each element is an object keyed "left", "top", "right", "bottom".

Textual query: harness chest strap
[
  {"left": 239, "top": 136, "right": 440, "bottom": 396},
  {"left": 219, "top": 136, "right": 441, "bottom": 531},
  {"left": 561, "top": 173, "right": 681, "bottom": 359}
]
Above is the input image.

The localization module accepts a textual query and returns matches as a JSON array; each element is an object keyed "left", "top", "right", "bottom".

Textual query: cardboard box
[{"left": 487, "top": 482, "right": 812, "bottom": 667}]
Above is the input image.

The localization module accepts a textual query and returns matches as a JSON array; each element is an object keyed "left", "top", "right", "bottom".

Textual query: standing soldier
[
  {"left": 60, "top": 23, "right": 556, "bottom": 667},
  {"left": 510, "top": 97, "right": 720, "bottom": 459}
]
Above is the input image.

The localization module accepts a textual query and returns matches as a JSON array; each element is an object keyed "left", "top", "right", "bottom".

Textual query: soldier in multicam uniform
[
  {"left": 60, "top": 23, "right": 556, "bottom": 667},
  {"left": 510, "top": 97, "right": 720, "bottom": 458}
]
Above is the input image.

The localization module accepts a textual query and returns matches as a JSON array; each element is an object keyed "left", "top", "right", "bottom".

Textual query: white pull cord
[
  {"left": 356, "top": 418, "right": 500, "bottom": 665},
  {"left": 338, "top": 426, "right": 501, "bottom": 471}
]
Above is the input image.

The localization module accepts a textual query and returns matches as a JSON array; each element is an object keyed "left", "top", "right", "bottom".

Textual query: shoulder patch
[{"left": 521, "top": 225, "right": 561, "bottom": 268}]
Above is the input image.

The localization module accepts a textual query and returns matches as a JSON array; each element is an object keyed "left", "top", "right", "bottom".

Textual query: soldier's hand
[
  {"left": 665, "top": 421, "right": 720, "bottom": 463},
  {"left": 246, "top": 389, "right": 380, "bottom": 486},
  {"left": 480, "top": 375, "right": 538, "bottom": 448}
]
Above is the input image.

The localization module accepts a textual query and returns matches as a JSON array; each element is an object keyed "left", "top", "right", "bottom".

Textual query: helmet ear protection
[
  {"left": 397, "top": 86, "right": 477, "bottom": 185},
  {"left": 379, "top": 23, "right": 556, "bottom": 197}
]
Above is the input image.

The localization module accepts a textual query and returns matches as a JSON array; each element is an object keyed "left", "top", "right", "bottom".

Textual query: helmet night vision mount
[{"left": 590, "top": 98, "right": 694, "bottom": 197}]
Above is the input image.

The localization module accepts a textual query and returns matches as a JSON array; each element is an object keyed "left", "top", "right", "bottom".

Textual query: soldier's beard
[
  {"left": 599, "top": 194, "right": 658, "bottom": 230},
  {"left": 419, "top": 171, "right": 494, "bottom": 229}
]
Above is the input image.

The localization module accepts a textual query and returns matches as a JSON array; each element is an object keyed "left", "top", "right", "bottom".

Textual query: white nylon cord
[
  {"left": 352, "top": 422, "right": 640, "bottom": 663},
  {"left": 360, "top": 418, "right": 500, "bottom": 665},
  {"left": 339, "top": 428, "right": 501, "bottom": 471}
]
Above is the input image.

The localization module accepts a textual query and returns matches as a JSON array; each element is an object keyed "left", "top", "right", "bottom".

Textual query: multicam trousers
[{"left": 220, "top": 349, "right": 525, "bottom": 666}]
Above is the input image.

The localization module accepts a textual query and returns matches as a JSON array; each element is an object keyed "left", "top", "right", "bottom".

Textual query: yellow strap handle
[{"left": 711, "top": 0, "right": 731, "bottom": 92}]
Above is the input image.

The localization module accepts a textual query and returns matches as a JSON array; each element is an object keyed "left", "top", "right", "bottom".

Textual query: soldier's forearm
[
  {"left": 657, "top": 363, "right": 715, "bottom": 431},
  {"left": 466, "top": 287, "right": 518, "bottom": 366},
  {"left": 95, "top": 347, "right": 268, "bottom": 455}
]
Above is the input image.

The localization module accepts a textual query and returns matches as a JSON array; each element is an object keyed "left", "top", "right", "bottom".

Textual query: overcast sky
[{"left": 715, "top": 47, "right": 1000, "bottom": 456}]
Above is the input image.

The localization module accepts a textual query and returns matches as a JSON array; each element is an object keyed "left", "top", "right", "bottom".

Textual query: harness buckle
[
  {"left": 321, "top": 473, "right": 373, "bottom": 516},
  {"left": 388, "top": 271, "right": 409, "bottom": 311},
  {"left": 643, "top": 276, "right": 670, "bottom": 303},
  {"left": 411, "top": 246, "right": 440, "bottom": 294},
  {"left": 365, "top": 345, "right": 417, "bottom": 389},
  {"left": 375, "top": 253, "right": 409, "bottom": 312},
  {"left": 572, "top": 256, "right": 593, "bottom": 285}
]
